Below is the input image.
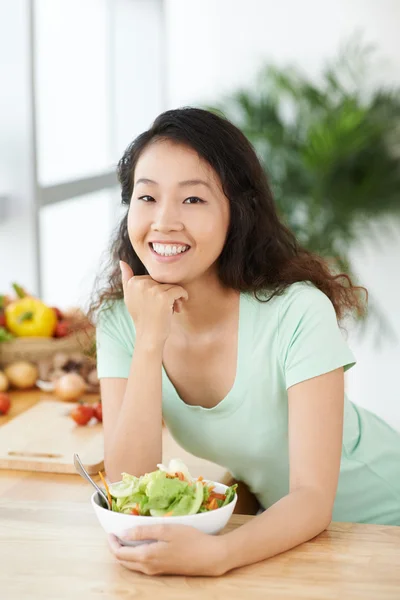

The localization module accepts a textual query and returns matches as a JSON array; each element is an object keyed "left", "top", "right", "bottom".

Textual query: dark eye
[
  {"left": 183, "top": 196, "right": 205, "bottom": 204},
  {"left": 138, "top": 195, "right": 155, "bottom": 202}
]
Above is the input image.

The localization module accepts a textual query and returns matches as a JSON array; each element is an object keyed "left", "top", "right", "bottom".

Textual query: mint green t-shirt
[{"left": 96, "top": 282, "right": 400, "bottom": 525}]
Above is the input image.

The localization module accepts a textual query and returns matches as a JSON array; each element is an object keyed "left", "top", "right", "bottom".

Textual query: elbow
[
  {"left": 104, "top": 459, "right": 120, "bottom": 483},
  {"left": 312, "top": 494, "right": 334, "bottom": 532},
  {"left": 298, "top": 486, "right": 334, "bottom": 533},
  {"left": 318, "top": 511, "right": 333, "bottom": 532},
  {"left": 104, "top": 450, "right": 125, "bottom": 483}
]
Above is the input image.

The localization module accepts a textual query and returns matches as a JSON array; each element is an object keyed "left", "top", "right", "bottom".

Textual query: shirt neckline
[{"left": 161, "top": 292, "right": 253, "bottom": 416}]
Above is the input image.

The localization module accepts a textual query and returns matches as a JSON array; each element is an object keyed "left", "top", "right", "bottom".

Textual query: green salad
[{"left": 107, "top": 459, "right": 237, "bottom": 517}]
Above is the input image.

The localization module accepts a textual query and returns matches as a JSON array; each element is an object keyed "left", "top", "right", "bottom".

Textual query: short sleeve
[
  {"left": 278, "top": 283, "right": 356, "bottom": 389},
  {"left": 95, "top": 301, "right": 134, "bottom": 379}
]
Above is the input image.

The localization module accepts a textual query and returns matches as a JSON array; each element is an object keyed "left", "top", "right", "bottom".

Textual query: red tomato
[
  {"left": 0, "top": 312, "right": 6, "bottom": 327},
  {"left": 93, "top": 401, "right": 102, "bottom": 422},
  {"left": 51, "top": 307, "right": 64, "bottom": 321},
  {"left": 70, "top": 403, "right": 94, "bottom": 426},
  {"left": 54, "top": 321, "right": 70, "bottom": 338},
  {"left": 0, "top": 392, "right": 11, "bottom": 415}
]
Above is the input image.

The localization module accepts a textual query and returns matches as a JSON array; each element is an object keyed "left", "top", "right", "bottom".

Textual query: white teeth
[{"left": 152, "top": 243, "right": 189, "bottom": 256}]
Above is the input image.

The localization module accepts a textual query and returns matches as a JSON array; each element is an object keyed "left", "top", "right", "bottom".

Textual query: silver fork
[{"left": 73, "top": 453, "right": 111, "bottom": 510}]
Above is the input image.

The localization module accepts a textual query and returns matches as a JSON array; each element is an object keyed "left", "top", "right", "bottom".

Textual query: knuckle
[{"left": 149, "top": 285, "right": 159, "bottom": 296}]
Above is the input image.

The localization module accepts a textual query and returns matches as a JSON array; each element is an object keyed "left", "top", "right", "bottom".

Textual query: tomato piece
[
  {"left": 130, "top": 508, "right": 140, "bottom": 516},
  {"left": 0, "top": 392, "right": 11, "bottom": 415},
  {"left": 51, "top": 307, "right": 64, "bottom": 321},
  {"left": 54, "top": 321, "right": 70, "bottom": 338},
  {"left": 70, "top": 403, "right": 94, "bottom": 426},
  {"left": 93, "top": 401, "right": 102, "bottom": 422}
]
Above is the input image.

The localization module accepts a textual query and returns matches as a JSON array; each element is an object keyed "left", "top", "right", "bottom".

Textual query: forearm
[
  {"left": 106, "top": 340, "right": 163, "bottom": 481},
  {"left": 221, "top": 487, "right": 332, "bottom": 571}
]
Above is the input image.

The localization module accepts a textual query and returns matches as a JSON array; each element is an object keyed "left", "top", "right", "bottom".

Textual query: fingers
[
  {"left": 108, "top": 534, "right": 122, "bottom": 554},
  {"left": 109, "top": 533, "right": 166, "bottom": 575},
  {"left": 166, "top": 286, "right": 189, "bottom": 306},
  {"left": 119, "top": 260, "right": 134, "bottom": 289},
  {"left": 122, "top": 524, "right": 172, "bottom": 543},
  {"left": 173, "top": 299, "right": 183, "bottom": 313}
]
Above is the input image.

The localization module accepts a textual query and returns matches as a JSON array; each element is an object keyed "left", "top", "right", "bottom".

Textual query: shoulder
[
  {"left": 248, "top": 282, "right": 335, "bottom": 321},
  {"left": 242, "top": 282, "right": 336, "bottom": 328},
  {"left": 277, "top": 283, "right": 339, "bottom": 340},
  {"left": 95, "top": 299, "right": 134, "bottom": 377},
  {"left": 97, "top": 298, "right": 126, "bottom": 324},
  {"left": 265, "top": 282, "right": 339, "bottom": 341},
  {"left": 278, "top": 281, "right": 335, "bottom": 317}
]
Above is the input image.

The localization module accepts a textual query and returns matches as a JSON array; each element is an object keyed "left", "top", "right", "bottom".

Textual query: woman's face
[{"left": 127, "top": 140, "right": 230, "bottom": 285}]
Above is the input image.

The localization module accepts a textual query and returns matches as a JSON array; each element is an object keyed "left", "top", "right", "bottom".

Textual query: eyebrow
[{"left": 135, "top": 177, "right": 212, "bottom": 190}]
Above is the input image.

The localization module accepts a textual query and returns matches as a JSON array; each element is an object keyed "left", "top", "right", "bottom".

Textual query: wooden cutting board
[{"left": 0, "top": 400, "right": 104, "bottom": 474}]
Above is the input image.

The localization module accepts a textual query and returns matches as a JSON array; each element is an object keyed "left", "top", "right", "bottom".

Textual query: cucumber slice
[
  {"left": 108, "top": 480, "right": 135, "bottom": 499},
  {"left": 188, "top": 481, "right": 204, "bottom": 515}
]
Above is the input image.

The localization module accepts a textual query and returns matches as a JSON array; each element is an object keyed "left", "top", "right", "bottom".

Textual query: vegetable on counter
[
  {"left": 54, "top": 321, "right": 70, "bottom": 338},
  {"left": 93, "top": 401, "right": 102, "bottom": 422},
  {"left": 0, "top": 392, "right": 11, "bottom": 415},
  {"left": 5, "top": 284, "right": 57, "bottom": 337},
  {"left": 0, "top": 326, "right": 14, "bottom": 342},
  {"left": 70, "top": 402, "right": 95, "bottom": 426},
  {"left": 0, "top": 371, "right": 9, "bottom": 392},
  {"left": 68, "top": 399, "right": 102, "bottom": 426},
  {"left": 4, "top": 361, "right": 38, "bottom": 389},
  {"left": 54, "top": 372, "right": 87, "bottom": 402},
  {"left": 0, "top": 294, "right": 8, "bottom": 328}
]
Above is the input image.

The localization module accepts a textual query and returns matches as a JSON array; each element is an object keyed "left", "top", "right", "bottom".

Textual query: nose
[{"left": 151, "top": 199, "right": 184, "bottom": 233}]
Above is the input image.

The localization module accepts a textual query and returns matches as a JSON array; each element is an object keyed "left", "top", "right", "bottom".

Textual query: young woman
[{"left": 92, "top": 107, "right": 400, "bottom": 576}]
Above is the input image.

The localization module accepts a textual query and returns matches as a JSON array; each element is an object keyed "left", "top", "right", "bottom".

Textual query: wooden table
[{"left": 1, "top": 392, "right": 400, "bottom": 599}]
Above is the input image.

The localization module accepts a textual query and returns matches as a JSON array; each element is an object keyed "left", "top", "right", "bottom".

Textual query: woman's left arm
[
  {"left": 219, "top": 365, "right": 344, "bottom": 571},
  {"left": 108, "top": 367, "right": 344, "bottom": 576}
]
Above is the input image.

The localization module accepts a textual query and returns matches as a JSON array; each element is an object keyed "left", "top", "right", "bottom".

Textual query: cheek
[
  {"left": 127, "top": 206, "right": 147, "bottom": 243},
  {"left": 194, "top": 211, "right": 228, "bottom": 255}
]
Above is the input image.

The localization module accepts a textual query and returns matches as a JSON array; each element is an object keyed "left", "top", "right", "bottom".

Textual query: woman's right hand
[{"left": 119, "top": 261, "right": 188, "bottom": 348}]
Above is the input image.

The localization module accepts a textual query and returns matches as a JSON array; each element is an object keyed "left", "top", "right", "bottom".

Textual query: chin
[{"left": 147, "top": 268, "right": 185, "bottom": 286}]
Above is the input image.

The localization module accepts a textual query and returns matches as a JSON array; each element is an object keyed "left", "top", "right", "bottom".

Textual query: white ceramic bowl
[{"left": 91, "top": 481, "right": 237, "bottom": 546}]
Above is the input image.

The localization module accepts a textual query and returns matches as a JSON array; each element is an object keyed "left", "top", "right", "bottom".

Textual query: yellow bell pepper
[{"left": 5, "top": 297, "right": 57, "bottom": 337}]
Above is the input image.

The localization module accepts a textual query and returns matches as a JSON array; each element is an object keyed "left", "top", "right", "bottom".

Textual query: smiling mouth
[{"left": 149, "top": 242, "right": 191, "bottom": 257}]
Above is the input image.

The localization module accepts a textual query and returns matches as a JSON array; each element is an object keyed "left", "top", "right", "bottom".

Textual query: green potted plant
[{"left": 208, "top": 39, "right": 400, "bottom": 339}]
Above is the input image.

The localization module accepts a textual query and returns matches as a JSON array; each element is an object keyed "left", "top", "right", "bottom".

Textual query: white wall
[
  {"left": 0, "top": 0, "right": 39, "bottom": 295},
  {"left": 164, "top": 0, "right": 400, "bottom": 428},
  {"left": 164, "top": 0, "right": 400, "bottom": 106}
]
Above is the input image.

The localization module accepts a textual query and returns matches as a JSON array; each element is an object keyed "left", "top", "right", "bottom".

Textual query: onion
[
  {"left": 0, "top": 371, "right": 9, "bottom": 392},
  {"left": 87, "top": 368, "right": 99, "bottom": 387},
  {"left": 4, "top": 361, "right": 38, "bottom": 389},
  {"left": 54, "top": 372, "right": 87, "bottom": 402}
]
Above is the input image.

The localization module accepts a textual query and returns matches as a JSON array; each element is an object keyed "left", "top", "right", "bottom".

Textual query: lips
[{"left": 149, "top": 242, "right": 191, "bottom": 257}]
